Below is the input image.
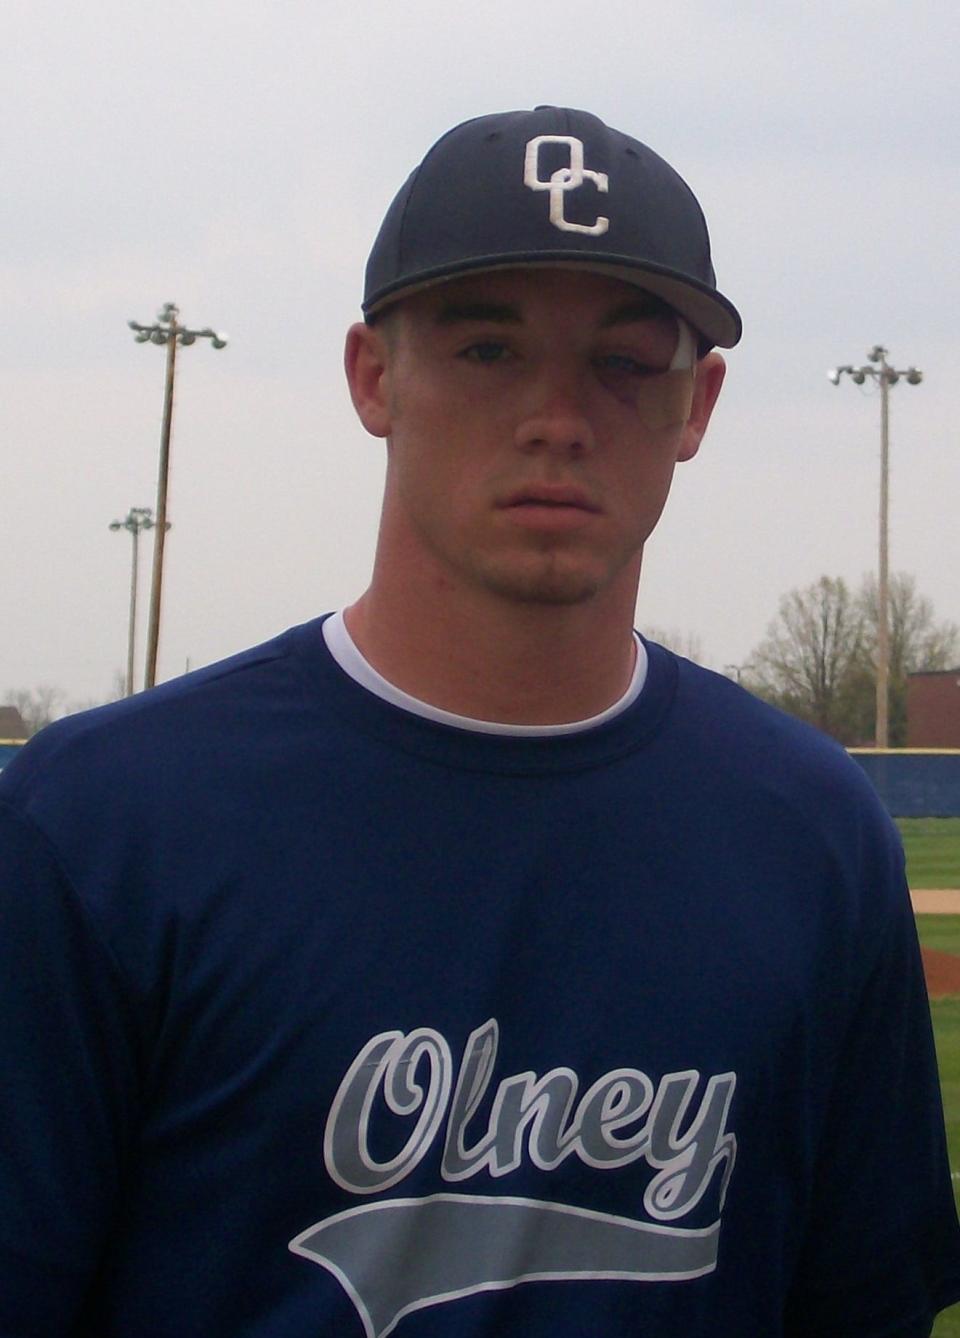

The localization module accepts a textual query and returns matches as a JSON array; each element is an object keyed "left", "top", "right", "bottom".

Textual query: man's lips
[
  {"left": 500, "top": 486, "right": 601, "bottom": 513},
  {"left": 496, "top": 486, "right": 603, "bottom": 533}
]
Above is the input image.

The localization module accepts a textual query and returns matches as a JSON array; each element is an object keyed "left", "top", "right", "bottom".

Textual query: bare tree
[
  {"left": 642, "top": 626, "right": 706, "bottom": 664},
  {"left": 857, "top": 572, "right": 959, "bottom": 679},
  {"left": 851, "top": 573, "right": 960, "bottom": 743},
  {"left": 4, "top": 686, "right": 65, "bottom": 737},
  {"left": 3, "top": 672, "right": 127, "bottom": 737},
  {"left": 746, "top": 572, "right": 959, "bottom": 745},
  {"left": 746, "top": 576, "right": 866, "bottom": 741}
]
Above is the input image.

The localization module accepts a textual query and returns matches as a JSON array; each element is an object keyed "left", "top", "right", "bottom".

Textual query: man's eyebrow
[
  {"left": 434, "top": 302, "right": 523, "bottom": 326},
  {"left": 601, "top": 298, "right": 675, "bottom": 328}
]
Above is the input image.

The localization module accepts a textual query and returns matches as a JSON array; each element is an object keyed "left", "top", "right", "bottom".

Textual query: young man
[{"left": 2, "top": 107, "right": 959, "bottom": 1336}]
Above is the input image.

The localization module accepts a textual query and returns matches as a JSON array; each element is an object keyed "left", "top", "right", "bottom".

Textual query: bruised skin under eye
[
  {"left": 592, "top": 358, "right": 694, "bottom": 429},
  {"left": 576, "top": 347, "right": 695, "bottom": 430},
  {"left": 396, "top": 295, "right": 697, "bottom": 431},
  {"left": 627, "top": 367, "right": 695, "bottom": 431},
  {"left": 610, "top": 318, "right": 696, "bottom": 430},
  {"left": 456, "top": 337, "right": 694, "bottom": 430}
]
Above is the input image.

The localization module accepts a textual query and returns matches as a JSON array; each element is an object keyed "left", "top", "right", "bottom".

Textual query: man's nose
[{"left": 513, "top": 367, "right": 596, "bottom": 458}]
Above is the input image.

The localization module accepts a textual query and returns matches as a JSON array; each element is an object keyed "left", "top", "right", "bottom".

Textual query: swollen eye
[
  {"left": 600, "top": 354, "right": 650, "bottom": 375},
  {"left": 464, "top": 343, "right": 507, "bottom": 363}
]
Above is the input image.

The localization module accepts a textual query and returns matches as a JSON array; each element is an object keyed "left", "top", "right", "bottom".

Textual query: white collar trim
[{"left": 321, "top": 611, "right": 647, "bottom": 736}]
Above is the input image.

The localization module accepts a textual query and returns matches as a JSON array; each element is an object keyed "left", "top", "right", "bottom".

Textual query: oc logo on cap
[{"left": 523, "top": 135, "right": 610, "bottom": 237}]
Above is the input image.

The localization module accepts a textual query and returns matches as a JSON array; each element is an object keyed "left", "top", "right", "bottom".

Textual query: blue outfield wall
[
  {"left": 0, "top": 742, "right": 25, "bottom": 772},
  {"left": 849, "top": 750, "right": 960, "bottom": 818}
]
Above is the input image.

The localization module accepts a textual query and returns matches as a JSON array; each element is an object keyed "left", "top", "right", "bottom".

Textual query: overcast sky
[{"left": 3, "top": 0, "right": 958, "bottom": 706}]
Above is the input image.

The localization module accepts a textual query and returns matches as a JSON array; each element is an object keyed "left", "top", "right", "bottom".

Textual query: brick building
[
  {"left": 0, "top": 706, "right": 27, "bottom": 773},
  {"left": 0, "top": 706, "right": 27, "bottom": 741},
  {"left": 906, "top": 670, "right": 960, "bottom": 748}
]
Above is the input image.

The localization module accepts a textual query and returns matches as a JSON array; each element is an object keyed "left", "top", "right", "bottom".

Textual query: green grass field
[
  {"left": 917, "top": 916, "right": 960, "bottom": 956},
  {"left": 899, "top": 818, "right": 960, "bottom": 890}
]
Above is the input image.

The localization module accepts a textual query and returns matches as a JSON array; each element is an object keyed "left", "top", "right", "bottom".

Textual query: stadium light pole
[
  {"left": 128, "top": 303, "right": 227, "bottom": 690},
  {"left": 109, "top": 507, "right": 156, "bottom": 697},
  {"left": 828, "top": 347, "right": 923, "bottom": 748}
]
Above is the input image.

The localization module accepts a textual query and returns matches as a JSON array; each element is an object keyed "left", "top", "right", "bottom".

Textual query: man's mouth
[
  {"left": 502, "top": 486, "right": 600, "bottom": 513},
  {"left": 496, "top": 486, "right": 603, "bottom": 533}
]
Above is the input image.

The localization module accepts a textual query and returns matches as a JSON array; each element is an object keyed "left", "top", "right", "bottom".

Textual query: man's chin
[{"left": 475, "top": 558, "right": 607, "bottom": 607}]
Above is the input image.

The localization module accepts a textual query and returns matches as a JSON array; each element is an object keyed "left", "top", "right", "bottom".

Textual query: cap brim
[{"left": 363, "top": 255, "right": 741, "bottom": 350}]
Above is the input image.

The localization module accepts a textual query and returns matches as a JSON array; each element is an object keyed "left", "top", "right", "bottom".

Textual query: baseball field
[
  {"left": 902, "top": 819, "right": 960, "bottom": 893},
  {"left": 906, "top": 821, "right": 960, "bottom": 1336}
]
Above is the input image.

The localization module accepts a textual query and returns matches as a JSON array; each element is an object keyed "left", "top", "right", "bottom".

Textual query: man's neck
[{"left": 344, "top": 580, "right": 640, "bottom": 727}]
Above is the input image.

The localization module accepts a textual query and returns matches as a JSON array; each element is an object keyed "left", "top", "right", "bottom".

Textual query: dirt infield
[
  {"left": 909, "top": 889, "right": 960, "bottom": 996},
  {"left": 922, "top": 949, "right": 960, "bottom": 998},
  {"left": 912, "top": 890, "right": 960, "bottom": 915}
]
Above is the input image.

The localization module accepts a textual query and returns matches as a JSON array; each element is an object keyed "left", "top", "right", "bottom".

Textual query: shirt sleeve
[
  {"left": 0, "top": 798, "right": 140, "bottom": 1335},
  {"left": 783, "top": 873, "right": 960, "bottom": 1337}
]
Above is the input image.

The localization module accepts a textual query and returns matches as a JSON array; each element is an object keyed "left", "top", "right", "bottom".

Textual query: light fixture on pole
[
  {"left": 109, "top": 507, "right": 156, "bottom": 697},
  {"left": 827, "top": 347, "right": 923, "bottom": 748},
  {"left": 128, "top": 302, "right": 227, "bottom": 690}
]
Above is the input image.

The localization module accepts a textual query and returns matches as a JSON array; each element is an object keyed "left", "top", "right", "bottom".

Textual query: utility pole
[
  {"left": 828, "top": 348, "right": 923, "bottom": 747},
  {"left": 109, "top": 507, "right": 157, "bottom": 696},
  {"left": 128, "top": 303, "right": 227, "bottom": 689}
]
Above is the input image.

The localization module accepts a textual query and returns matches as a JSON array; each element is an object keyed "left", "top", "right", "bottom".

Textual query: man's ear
[
  {"left": 344, "top": 322, "right": 392, "bottom": 439},
  {"left": 676, "top": 351, "right": 726, "bottom": 463}
]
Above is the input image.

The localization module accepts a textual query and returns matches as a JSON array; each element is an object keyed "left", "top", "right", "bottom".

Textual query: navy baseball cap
[{"left": 363, "top": 106, "right": 741, "bottom": 352}]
